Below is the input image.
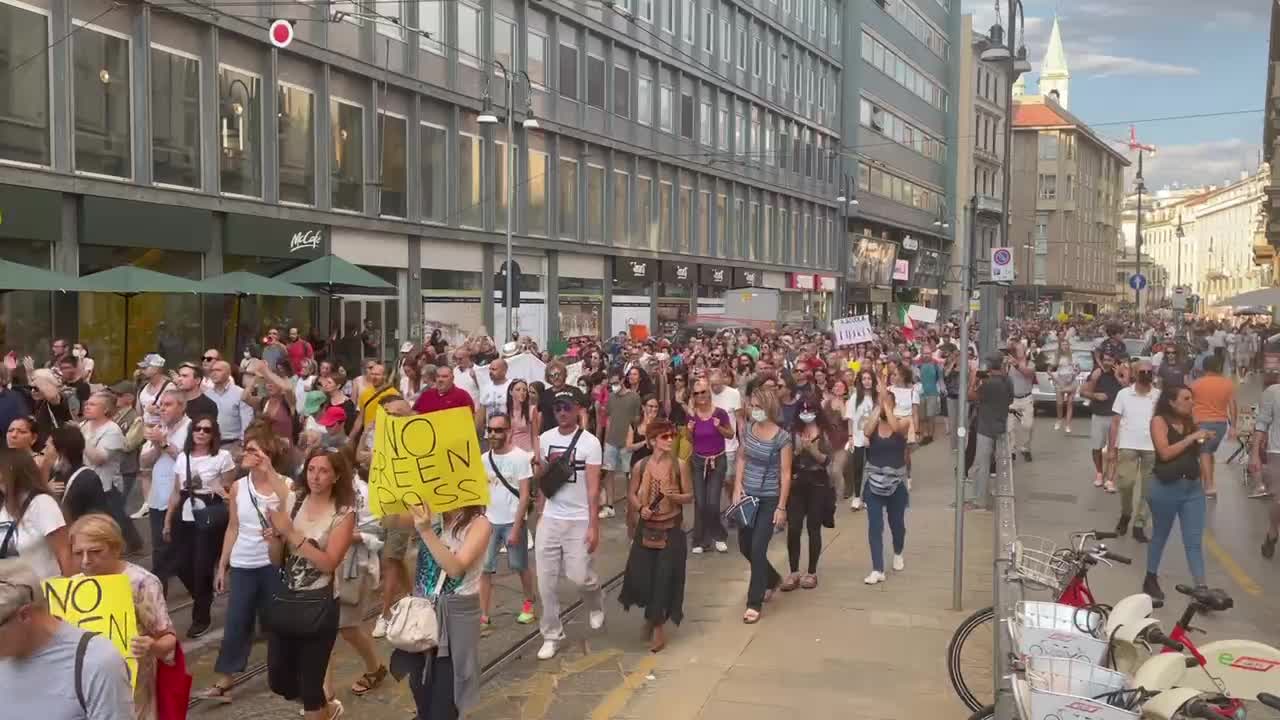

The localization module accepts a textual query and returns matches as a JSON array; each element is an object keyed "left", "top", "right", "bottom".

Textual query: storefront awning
[
  {"left": 77, "top": 266, "right": 211, "bottom": 296},
  {"left": 201, "top": 271, "right": 317, "bottom": 298},
  {"left": 275, "top": 255, "right": 396, "bottom": 293},
  {"left": 0, "top": 258, "right": 83, "bottom": 293}
]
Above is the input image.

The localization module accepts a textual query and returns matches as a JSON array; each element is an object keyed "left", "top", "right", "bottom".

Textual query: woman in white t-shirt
[
  {"left": 163, "top": 414, "right": 235, "bottom": 638},
  {"left": 844, "top": 369, "right": 879, "bottom": 512},
  {"left": 0, "top": 447, "right": 71, "bottom": 581}
]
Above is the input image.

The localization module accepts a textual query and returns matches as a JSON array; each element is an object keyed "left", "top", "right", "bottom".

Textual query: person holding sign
[
  {"left": 534, "top": 389, "right": 605, "bottom": 661},
  {"left": 0, "top": 557, "right": 135, "bottom": 719},
  {"left": 69, "top": 514, "right": 179, "bottom": 720}
]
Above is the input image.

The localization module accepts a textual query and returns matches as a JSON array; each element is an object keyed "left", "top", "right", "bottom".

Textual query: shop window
[
  {"left": 558, "top": 156, "right": 578, "bottom": 239},
  {"left": 378, "top": 111, "right": 407, "bottom": 217},
  {"left": 331, "top": 98, "right": 365, "bottom": 212},
  {"left": 586, "top": 164, "right": 605, "bottom": 243},
  {"left": 528, "top": 148, "right": 549, "bottom": 236},
  {"left": 634, "top": 176, "right": 652, "bottom": 248},
  {"left": 151, "top": 46, "right": 202, "bottom": 188},
  {"left": 0, "top": 240, "right": 53, "bottom": 359},
  {"left": 420, "top": 122, "right": 446, "bottom": 222},
  {"left": 218, "top": 66, "right": 263, "bottom": 197},
  {"left": 0, "top": 2, "right": 51, "bottom": 166},
  {"left": 458, "top": 130, "right": 482, "bottom": 228},
  {"left": 278, "top": 82, "right": 315, "bottom": 205},
  {"left": 73, "top": 24, "right": 131, "bottom": 178}
]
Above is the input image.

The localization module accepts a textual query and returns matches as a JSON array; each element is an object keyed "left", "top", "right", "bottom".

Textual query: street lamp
[{"left": 482, "top": 60, "right": 539, "bottom": 339}]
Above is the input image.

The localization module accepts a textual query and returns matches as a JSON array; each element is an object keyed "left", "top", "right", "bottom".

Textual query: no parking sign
[{"left": 991, "top": 247, "right": 1014, "bottom": 282}]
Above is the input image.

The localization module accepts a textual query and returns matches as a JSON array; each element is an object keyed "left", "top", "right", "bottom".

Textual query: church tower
[{"left": 1039, "top": 16, "right": 1070, "bottom": 108}]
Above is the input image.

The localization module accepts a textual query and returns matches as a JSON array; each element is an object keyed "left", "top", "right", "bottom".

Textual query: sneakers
[
  {"left": 130, "top": 506, "right": 149, "bottom": 519},
  {"left": 691, "top": 545, "right": 705, "bottom": 554},
  {"left": 597, "top": 505, "right": 616, "bottom": 519},
  {"left": 1115, "top": 514, "right": 1131, "bottom": 536},
  {"left": 850, "top": 497, "right": 864, "bottom": 511},
  {"left": 1064, "top": 425, "right": 1072, "bottom": 434},
  {"left": 372, "top": 615, "right": 388, "bottom": 639},
  {"left": 480, "top": 616, "right": 493, "bottom": 637},
  {"left": 516, "top": 600, "right": 536, "bottom": 624},
  {"left": 1054, "top": 421, "right": 1061, "bottom": 431},
  {"left": 1132, "top": 526, "right": 1149, "bottom": 544},
  {"left": 863, "top": 570, "right": 886, "bottom": 585},
  {"left": 186, "top": 620, "right": 211, "bottom": 639},
  {"left": 1249, "top": 487, "right": 1273, "bottom": 499},
  {"left": 906, "top": 477, "right": 913, "bottom": 491},
  {"left": 713, "top": 540, "right": 729, "bottom": 553},
  {"left": 1094, "top": 472, "right": 1104, "bottom": 487},
  {"left": 536, "top": 640, "right": 558, "bottom": 660},
  {"left": 892, "top": 554, "right": 905, "bottom": 572},
  {"left": 588, "top": 609, "right": 605, "bottom": 630},
  {"left": 1103, "top": 481, "right": 1117, "bottom": 493},
  {"left": 1263, "top": 534, "right": 1277, "bottom": 560}
]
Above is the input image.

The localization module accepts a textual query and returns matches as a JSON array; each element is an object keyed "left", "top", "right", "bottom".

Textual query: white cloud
[
  {"left": 1071, "top": 53, "right": 1200, "bottom": 78},
  {"left": 1132, "top": 138, "right": 1263, "bottom": 190}
]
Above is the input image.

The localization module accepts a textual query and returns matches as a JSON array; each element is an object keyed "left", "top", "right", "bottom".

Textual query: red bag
[{"left": 154, "top": 640, "right": 192, "bottom": 720}]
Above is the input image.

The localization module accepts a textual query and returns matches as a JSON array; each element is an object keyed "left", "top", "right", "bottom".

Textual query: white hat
[
  {"left": 137, "top": 353, "right": 165, "bottom": 369},
  {"left": 501, "top": 341, "right": 520, "bottom": 359},
  {"left": 400, "top": 341, "right": 414, "bottom": 355}
]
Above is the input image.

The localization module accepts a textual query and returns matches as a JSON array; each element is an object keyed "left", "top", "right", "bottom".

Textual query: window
[
  {"left": 528, "top": 148, "right": 549, "bottom": 236},
  {"left": 750, "top": 107, "right": 760, "bottom": 158},
  {"left": 375, "top": 0, "right": 404, "bottom": 39},
  {"left": 0, "top": 1, "right": 50, "bottom": 166},
  {"left": 678, "top": 186, "right": 692, "bottom": 252},
  {"left": 1066, "top": 175, "right": 1074, "bottom": 201},
  {"left": 881, "top": 0, "right": 948, "bottom": 59},
  {"left": 558, "top": 157, "right": 578, "bottom": 238},
  {"left": 781, "top": 54, "right": 789, "bottom": 90},
  {"left": 659, "top": 181, "right": 673, "bottom": 250},
  {"left": 419, "top": 0, "right": 443, "bottom": 54},
  {"left": 858, "top": 98, "right": 946, "bottom": 162},
  {"left": 527, "top": 31, "right": 547, "bottom": 87},
  {"left": 715, "top": 194, "right": 726, "bottom": 256},
  {"left": 73, "top": 25, "right": 131, "bottom": 178},
  {"left": 861, "top": 31, "right": 948, "bottom": 110},
  {"left": 458, "top": 130, "right": 482, "bottom": 227},
  {"left": 717, "top": 108, "right": 728, "bottom": 149},
  {"left": 586, "top": 164, "right": 605, "bottom": 243},
  {"left": 736, "top": 26, "right": 746, "bottom": 69},
  {"left": 330, "top": 98, "right": 364, "bottom": 212},
  {"left": 638, "top": 0, "right": 653, "bottom": 23},
  {"left": 720, "top": 19, "right": 731, "bottom": 62},
  {"left": 764, "top": 205, "right": 773, "bottom": 260},
  {"left": 278, "top": 83, "right": 314, "bottom": 204},
  {"left": 699, "top": 101, "right": 711, "bottom": 145},
  {"left": 218, "top": 65, "right": 262, "bottom": 197},
  {"left": 703, "top": 11, "right": 713, "bottom": 53},
  {"left": 680, "top": 93, "right": 694, "bottom": 139},
  {"left": 150, "top": 46, "right": 201, "bottom": 188},
  {"left": 1038, "top": 174, "right": 1056, "bottom": 200},
  {"left": 1038, "top": 131, "right": 1058, "bottom": 160},
  {"left": 767, "top": 44, "right": 776, "bottom": 84},
  {"left": 734, "top": 198, "right": 745, "bottom": 257},
  {"left": 752, "top": 35, "right": 761, "bottom": 76},
  {"left": 748, "top": 202, "right": 758, "bottom": 260},
  {"left": 682, "top": 1, "right": 695, "bottom": 43},
  {"left": 818, "top": 0, "right": 826, "bottom": 36},
  {"left": 635, "top": 175, "right": 652, "bottom": 247},
  {"left": 764, "top": 121, "right": 774, "bottom": 165},
  {"left": 698, "top": 190, "right": 710, "bottom": 254},
  {"left": 420, "top": 122, "right": 446, "bottom": 222},
  {"left": 378, "top": 111, "right": 407, "bottom": 217},
  {"left": 586, "top": 55, "right": 605, "bottom": 109},
  {"left": 559, "top": 43, "right": 578, "bottom": 100},
  {"left": 494, "top": 16, "right": 514, "bottom": 75},
  {"left": 632, "top": 77, "right": 654, "bottom": 129},
  {"left": 612, "top": 170, "right": 629, "bottom": 243},
  {"left": 659, "top": 85, "right": 672, "bottom": 132},
  {"left": 661, "top": 0, "right": 673, "bottom": 32},
  {"left": 734, "top": 110, "right": 743, "bottom": 155},
  {"left": 457, "top": 2, "right": 480, "bottom": 67},
  {"left": 613, "top": 66, "right": 630, "bottom": 118}
]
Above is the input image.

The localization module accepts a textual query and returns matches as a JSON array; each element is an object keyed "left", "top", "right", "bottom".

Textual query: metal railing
[{"left": 993, "top": 433, "right": 1024, "bottom": 720}]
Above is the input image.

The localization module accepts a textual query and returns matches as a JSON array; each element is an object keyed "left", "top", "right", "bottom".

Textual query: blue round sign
[{"left": 1128, "top": 273, "right": 1147, "bottom": 290}]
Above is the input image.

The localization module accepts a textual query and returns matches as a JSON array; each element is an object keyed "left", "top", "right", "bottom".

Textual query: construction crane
[{"left": 1122, "top": 125, "right": 1157, "bottom": 155}]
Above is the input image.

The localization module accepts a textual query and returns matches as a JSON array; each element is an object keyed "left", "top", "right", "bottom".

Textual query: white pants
[
  {"left": 535, "top": 517, "right": 604, "bottom": 641},
  {"left": 1008, "top": 396, "right": 1035, "bottom": 452}
]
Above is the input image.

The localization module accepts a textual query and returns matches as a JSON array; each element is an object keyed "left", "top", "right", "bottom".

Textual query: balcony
[{"left": 975, "top": 194, "right": 1002, "bottom": 217}]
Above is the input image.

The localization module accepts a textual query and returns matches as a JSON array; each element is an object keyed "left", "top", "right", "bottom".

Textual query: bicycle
[{"left": 948, "top": 530, "right": 1132, "bottom": 712}]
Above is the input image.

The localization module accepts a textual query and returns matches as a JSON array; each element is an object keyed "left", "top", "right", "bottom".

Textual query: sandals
[
  {"left": 351, "top": 666, "right": 388, "bottom": 696},
  {"left": 779, "top": 573, "right": 801, "bottom": 592},
  {"left": 742, "top": 609, "right": 761, "bottom": 624},
  {"left": 197, "top": 683, "right": 234, "bottom": 704},
  {"left": 799, "top": 574, "right": 818, "bottom": 590}
]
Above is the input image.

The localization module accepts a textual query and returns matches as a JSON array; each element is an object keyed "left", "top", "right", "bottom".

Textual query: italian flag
[{"left": 896, "top": 304, "right": 916, "bottom": 342}]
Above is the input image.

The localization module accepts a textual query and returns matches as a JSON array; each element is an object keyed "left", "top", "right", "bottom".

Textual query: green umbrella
[
  {"left": 274, "top": 255, "right": 395, "bottom": 293},
  {"left": 78, "top": 266, "right": 224, "bottom": 373},
  {"left": 201, "top": 271, "right": 317, "bottom": 355},
  {"left": 0, "top": 258, "right": 84, "bottom": 293}
]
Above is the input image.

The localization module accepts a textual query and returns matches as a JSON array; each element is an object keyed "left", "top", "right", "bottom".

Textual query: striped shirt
[{"left": 740, "top": 424, "right": 791, "bottom": 498}]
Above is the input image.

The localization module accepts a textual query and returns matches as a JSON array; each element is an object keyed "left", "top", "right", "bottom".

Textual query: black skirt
[{"left": 618, "top": 525, "right": 686, "bottom": 626}]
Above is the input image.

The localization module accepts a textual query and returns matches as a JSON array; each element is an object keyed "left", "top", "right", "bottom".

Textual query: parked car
[{"left": 1031, "top": 346, "right": 1095, "bottom": 411}]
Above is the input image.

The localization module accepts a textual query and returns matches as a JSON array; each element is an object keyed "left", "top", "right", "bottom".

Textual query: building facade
[
  {"left": 0, "top": 0, "right": 845, "bottom": 380},
  {"left": 842, "top": 0, "right": 960, "bottom": 317}
]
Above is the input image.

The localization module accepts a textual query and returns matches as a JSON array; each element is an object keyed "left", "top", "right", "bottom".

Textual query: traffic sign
[
  {"left": 1128, "top": 273, "right": 1147, "bottom": 291},
  {"left": 269, "top": 19, "right": 294, "bottom": 48},
  {"left": 990, "top": 247, "right": 1014, "bottom": 282},
  {"left": 1172, "top": 286, "right": 1188, "bottom": 310}
]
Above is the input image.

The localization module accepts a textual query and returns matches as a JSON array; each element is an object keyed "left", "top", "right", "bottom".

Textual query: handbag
[
  {"left": 154, "top": 640, "right": 192, "bottom": 720},
  {"left": 535, "top": 428, "right": 583, "bottom": 499},
  {"left": 186, "top": 455, "right": 228, "bottom": 531},
  {"left": 385, "top": 570, "right": 447, "bottom": 653},
  {"left": 0, "top": 493, "right": 39, "bottom": 559},
  {"left": 722, "top": 495, "right": 760, "bottom": 529},
  {"left": 262, "top": 501, "right": 339, "bottom": 636},
  {"left": 638, "top": 462, "right": 678, "bottom": 550}
]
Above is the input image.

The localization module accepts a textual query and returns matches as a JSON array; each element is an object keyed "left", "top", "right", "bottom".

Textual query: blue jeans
[
  {"left": 865, "top": 484, "right": 908, "bottom": 573},
  {"left": 736, "top": 496, "right": 781, "bottom": 610},
  {"left": 214, "top": 565, "right": 280, "bottom": 675},
  {"left": 692, "top": 453, "right": 728, "bottom": 548},
  {"left": 1145, "top": 477, "right": 1207, "bottom": 584}
]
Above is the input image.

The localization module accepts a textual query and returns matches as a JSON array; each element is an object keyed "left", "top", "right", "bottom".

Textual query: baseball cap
[
  {"left": 551, "top": 389, "right": 582, "bottom": 407},
  {"left": 319, "top": 406, "right": 347, "bottom": 429},
  {"left": 501, "top": 341, "right": 520, "bottom": 359},
  {"left": 982, "top": 353, "right": 1005, "bottom": 372},
  {"left": 0, "top": 559, "right": 42, "bottom": 625},
  {"left": 302, "top": 390, "right": 326, "bottom": 417},
  {"left": 109, "top": 380, "right": 136, "bottom": 395},
  {"left": 136, "top": 353, "right": 165, "bottom": 370}
]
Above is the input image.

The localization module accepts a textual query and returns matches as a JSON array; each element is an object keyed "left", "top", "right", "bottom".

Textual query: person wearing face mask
[
  {"left": 781, "top": 397, "right": 832, "bottom": 591},
  {"left": 1108, "top": 360, "right": 1160, "bottom": 543}
]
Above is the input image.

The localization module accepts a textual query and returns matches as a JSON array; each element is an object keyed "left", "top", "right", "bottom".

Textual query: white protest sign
[
  {"left": 833, "top": 315, "right": 875, "bottom": 347},
  {"left": 907, "top": 304, "right": 938, "bottom": 325}
]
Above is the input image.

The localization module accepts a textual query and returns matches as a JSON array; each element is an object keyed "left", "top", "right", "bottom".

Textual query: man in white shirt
[
  {"left": 534, "top": 390, "right": 604, "bottom": 661},
  {"left": 452, "top": 349, "right": 482, "bottom": 411},
  {"left": 204, "top": 361, "right": 254, "bottom": 458},
  {"left": 476, "top": 358, "right": 512, "bottom": 431},
  {"left": 710, "top": 369, "right": 742, "bottom": 512},
  {"left": 141, "top": 389, "right": 190, "bottom": 595},
  {"left": 479, "top": 413, "right": 536, "bottom": 634},
  {"left": 1109, "top": 361, "right": 1159, "bottom": 542}
]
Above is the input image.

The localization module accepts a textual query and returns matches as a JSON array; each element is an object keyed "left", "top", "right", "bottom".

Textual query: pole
[
  {"left": 982, "top": 0, "right": 1019, "bottom": 357},
  {"left": 1028, "top": 230, "right": 1036, "bottom": 314},
  {"left": 504, "top": 71, "right": 515, "bottom": 341},
  {"left": 1134, "top": 151, "right": 1144, "bottom": 314},
  {"left": 952, "top": 197, "right": 976, "bottom": 611}
]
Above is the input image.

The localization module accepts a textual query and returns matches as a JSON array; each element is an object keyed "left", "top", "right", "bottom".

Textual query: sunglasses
[
  {"left": 657, "top": 432, "right": 675, "bottom": 441},
  {"left": 202, "top": 356, "right": 217, "bottom": 362},
  {"left": 553, "top": 403, "right": 576, "bottom": 412},
  {"left": 693, "top": 390, "right": 709, "bottom": 396},
  {"left": 193, "top": 426, "right": 215, "bottom": 434}
]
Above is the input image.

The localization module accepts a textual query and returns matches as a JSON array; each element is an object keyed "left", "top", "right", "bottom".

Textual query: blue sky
[{"left": 962, "top": 0, "right": 1268, "bottom": 191}]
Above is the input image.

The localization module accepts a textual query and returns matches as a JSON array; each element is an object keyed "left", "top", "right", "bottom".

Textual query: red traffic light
[{"left": 269, "top": 19, "right": 294, "bottom": 48}]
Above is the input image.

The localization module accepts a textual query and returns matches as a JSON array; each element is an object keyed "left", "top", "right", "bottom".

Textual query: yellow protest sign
[
  {"left": 368, "top": 406, "right": 490, "bottom": 517},
  {"left": 43, "top": 574, "right": 139, "bottom": 688}
]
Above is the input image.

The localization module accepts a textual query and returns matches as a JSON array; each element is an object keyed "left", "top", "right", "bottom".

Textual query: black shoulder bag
[
  {"left": 535, "top": 429, "right": 583, "bottom": 500},
  {"left": 262, "top": 498, "right": 340, "bottom": 637},
  {"left": 187, "top": 454, "right": 229, "bottom": 531},
  {"left": 0, "top": 493, "right": 39, "bottom": 559},
  {"left": 489, "top": 453, "right": 533, "bottom": 516}
]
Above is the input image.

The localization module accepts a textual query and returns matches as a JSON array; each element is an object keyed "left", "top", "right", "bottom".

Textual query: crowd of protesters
[{"left": 1, "top": 308, "right": 1279, "bottom": 719}]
